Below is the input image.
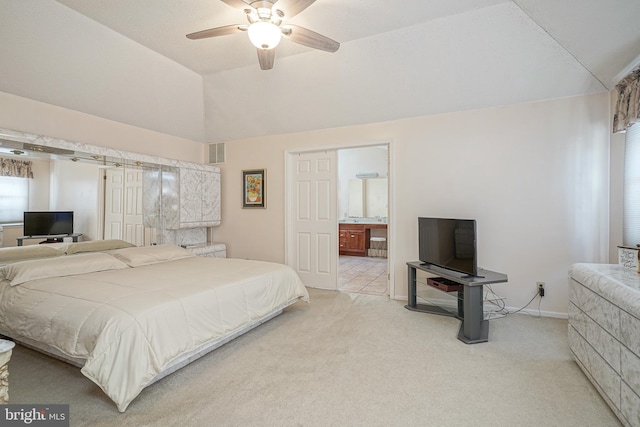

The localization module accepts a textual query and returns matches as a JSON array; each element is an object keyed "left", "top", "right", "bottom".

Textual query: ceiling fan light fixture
[
  {"left": 186, "top": 0, "right": 339, "bottom": 70},
  {"left": 248, "top": 21, "right": 282, "bottom": 49}
]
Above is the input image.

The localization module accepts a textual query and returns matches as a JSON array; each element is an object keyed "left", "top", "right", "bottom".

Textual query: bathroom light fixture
[{"left": 355, "top": 172, "right": 379, "bottom": 179}]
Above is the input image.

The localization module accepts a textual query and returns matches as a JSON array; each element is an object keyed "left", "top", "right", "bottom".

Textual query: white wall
[
  {"left": 213, "top": 92, "right": 611, "bottom": 317},
  {"left": 0, "top": 0, "right": 205, "bottom": 143},
  {"left": 49, "top": 159, "right": 101, "bottom": 241},
  {"left": 202, "top": 3, "right": 606, "bottom": 142},
  {"left": 0, "top": 91, "right": 204, "bottom": 163},
  {"left": 27, "top": 158, "right": 51, "bottom": 212}
]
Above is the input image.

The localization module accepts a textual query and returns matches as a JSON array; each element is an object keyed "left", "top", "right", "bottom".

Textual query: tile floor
[{"left": 338, "top": 255, "right": 388, "bottom": 296}]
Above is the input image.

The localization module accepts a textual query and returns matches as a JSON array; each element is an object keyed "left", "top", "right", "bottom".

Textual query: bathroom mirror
[{"left": 347, "top": 178, "right": 388, "bottom": 218}]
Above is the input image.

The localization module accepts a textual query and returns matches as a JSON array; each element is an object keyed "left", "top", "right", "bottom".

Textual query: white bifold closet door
[{"left": 104, "top": 168, "right": 146, "bottom": 246}]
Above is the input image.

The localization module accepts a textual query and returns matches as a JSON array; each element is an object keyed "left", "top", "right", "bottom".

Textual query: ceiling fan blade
[
  {"left": 282, "top": 25, "right": 339, "bottom": 52},
  {"left": 219, "top": 0, "right": 251, "bottom": 10},
  {"left": 257, "top": 48, "right": 275, "bottom": 70},
  {"left": 186, "top": 24, "right": 245, "bottom": 40},
  {"left": 274, "top": 0, "right": 316, "bottom": 19}
]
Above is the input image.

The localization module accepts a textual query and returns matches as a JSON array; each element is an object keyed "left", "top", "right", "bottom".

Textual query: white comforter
[{"left": 0, "top": 253, "right": 308, "bottom": 411}]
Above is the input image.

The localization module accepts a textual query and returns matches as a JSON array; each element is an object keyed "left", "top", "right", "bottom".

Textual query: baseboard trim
[
  {"left": 398, "top": 296, "right": 568, "bottom": 319},
  {"left": 503, "top": 307, "right": 568, "bottom": 319}
]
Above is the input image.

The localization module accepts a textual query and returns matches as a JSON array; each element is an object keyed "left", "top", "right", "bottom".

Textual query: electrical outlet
[{"left": 537, "top": 282, "right": 545, "bottom": 297}]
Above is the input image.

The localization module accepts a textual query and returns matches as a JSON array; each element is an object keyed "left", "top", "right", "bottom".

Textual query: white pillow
[
  {"left": 0, "top": 252, "right": 130, "bottom": 286},
  {"left": 109, "top": 244, "right": 193, "bottom": 267},
  {"left": 0, "top": 245, "right": 64, "bottom": 263}
]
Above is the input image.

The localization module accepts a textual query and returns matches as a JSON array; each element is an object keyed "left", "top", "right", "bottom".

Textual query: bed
[{"left": 0, "top": 242, "right": 309, "bottom": 412}]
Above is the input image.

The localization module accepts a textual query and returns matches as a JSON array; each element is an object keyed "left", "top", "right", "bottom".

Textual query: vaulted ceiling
[
  {"left": 55, "top": 0, "right": 640, "bottom": 87},
  {"left": 2, "top": 1, "right": 640, "bottom": 142}
]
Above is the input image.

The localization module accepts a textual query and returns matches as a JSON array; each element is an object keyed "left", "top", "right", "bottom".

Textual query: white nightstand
[{"left": 0, "top": 339, "right": 16, "bottom": 404}]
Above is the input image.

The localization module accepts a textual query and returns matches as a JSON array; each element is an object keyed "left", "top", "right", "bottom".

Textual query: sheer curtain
[
  {"left": 624, "top": 124, "right": 640, "bottom": 246},
  {"left": 0, "top": 158, "right": 33, "bottom": 223},
  {"left": 0, "top": 176, "right": 29, "bottom": 223},
  {"left": 617, "top": 65, "right": 640, "bottom": 245}
]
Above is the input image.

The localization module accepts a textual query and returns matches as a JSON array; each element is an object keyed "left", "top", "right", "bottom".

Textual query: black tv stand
[
  {"left": 405, "top": 261, "right": 508, "bottom": 344},
  {"left": 17, "top": 234, "right": 82, "bottom": 246}
]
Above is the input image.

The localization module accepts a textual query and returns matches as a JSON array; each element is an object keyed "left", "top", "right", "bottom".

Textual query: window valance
[
  {"left": 0, "top": 158, "right": 34, "bottom": 178},
  {"left": 613, "top": 66, "right": 640, "bottom": 133}
]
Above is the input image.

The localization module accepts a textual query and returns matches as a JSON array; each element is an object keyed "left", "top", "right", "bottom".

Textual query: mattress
[{"left": 0, "top": 246, "right": 309, "bottom": 411}]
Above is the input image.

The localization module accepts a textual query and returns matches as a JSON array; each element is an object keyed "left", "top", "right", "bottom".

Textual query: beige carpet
[{"left": 6, "top": 288, "right": 621, "bottom": 427}]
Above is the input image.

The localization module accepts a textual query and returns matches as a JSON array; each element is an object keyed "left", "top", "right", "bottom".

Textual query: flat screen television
[
  {"left": 23, "top": 211, "right": 74, "bottom": 237},
  {"left": 418, "top": 217, "right": 478, "bottom": 277}
]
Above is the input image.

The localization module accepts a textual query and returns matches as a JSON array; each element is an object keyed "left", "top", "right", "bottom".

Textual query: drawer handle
[{"left": 351, "top": 234, "right": 355, "bottom": 237}]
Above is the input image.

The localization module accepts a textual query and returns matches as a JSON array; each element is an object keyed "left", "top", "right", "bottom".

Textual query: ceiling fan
[{"left": 186, "top": 0, "right": 339, "bottom": 70}]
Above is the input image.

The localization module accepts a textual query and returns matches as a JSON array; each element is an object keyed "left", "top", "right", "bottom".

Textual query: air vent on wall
[{"left": 208, "top": 142, "right": 226, "bottom": 164}]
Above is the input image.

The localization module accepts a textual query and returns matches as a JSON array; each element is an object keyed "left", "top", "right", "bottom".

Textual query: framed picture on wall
[{"left": 242, "top": 169, "right": 266, "bottom": 208}]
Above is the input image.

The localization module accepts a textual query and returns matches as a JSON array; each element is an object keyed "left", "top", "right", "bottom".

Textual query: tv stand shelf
[
  {"left": 405, "top": 261, "right": 508, "bottom": 344},
  {"left": 17, "top": 233, "right": 82, "bottom": 246},
  {"left": 426, "top": 277, "right": 462, "bottom": 292}
]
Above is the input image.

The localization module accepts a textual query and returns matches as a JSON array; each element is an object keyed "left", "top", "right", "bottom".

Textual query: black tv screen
[
  {"left": 23, "top": 211, "right": 74, "bottom": 237},
  {"left": 418, "top": 217, "right": 477, "bottom": 277}
]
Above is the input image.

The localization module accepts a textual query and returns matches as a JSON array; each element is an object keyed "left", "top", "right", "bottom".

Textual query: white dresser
[{"left": 568, "top": 263, "right": 640, "bottom": 427}]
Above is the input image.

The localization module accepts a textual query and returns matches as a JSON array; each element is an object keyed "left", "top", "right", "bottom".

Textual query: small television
[
  {"left": 23, "top": 211, "right": 74, "bottom": 237},
  {"left": 418, "top": 217, "right": 478, "bottom": 277}
]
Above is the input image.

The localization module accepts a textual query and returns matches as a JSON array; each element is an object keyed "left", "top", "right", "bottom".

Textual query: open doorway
[
  {"left": 337, "top": 145, "right": 389, "bottom": 296},
  {"left": 285, "top": 142, "right": 392, "bottom": 297},
  {"left": 285, "top": 142, "right": 395, "bottom": 298}
]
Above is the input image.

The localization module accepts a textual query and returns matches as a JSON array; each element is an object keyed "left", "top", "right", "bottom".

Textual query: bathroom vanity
[{"left": 338, "top": 221, "right": 387, "bottom": 257}]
